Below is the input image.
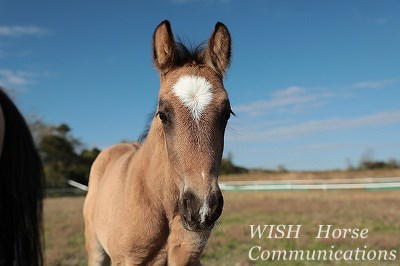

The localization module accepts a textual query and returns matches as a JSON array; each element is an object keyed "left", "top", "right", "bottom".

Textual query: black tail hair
[{"left": 0, "top": 88, "right": 44, "bottom": 266}]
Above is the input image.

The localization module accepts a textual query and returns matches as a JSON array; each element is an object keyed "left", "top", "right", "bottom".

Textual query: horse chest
[{"left": 106, "top": 202, "right": 169, "bottom": 260}]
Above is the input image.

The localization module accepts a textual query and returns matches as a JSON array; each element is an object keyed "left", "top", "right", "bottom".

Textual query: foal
[{"left": 84, "top": 20, "right": 233, "bottom": 265}]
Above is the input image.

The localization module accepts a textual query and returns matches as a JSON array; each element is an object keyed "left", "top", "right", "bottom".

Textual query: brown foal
[{"left": 83, "top": 20, "right": 233, "bottom": 265}]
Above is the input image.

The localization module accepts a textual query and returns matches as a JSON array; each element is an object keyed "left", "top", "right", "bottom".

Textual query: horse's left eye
[
  {"left": 223, "top": 110, "right": 235, "bottom": 122},
  {"left": 223, "top": 110, "right": 234, "bottom": 122},
  {"left": 223, "top": 112, "right": 230, "bottom": 121}
]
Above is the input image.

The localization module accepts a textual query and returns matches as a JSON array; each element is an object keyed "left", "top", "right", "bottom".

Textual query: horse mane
[
  {"left": 172, "top": 40, "right": 206, "bottom": 67},
  {"left": 137, "top": 111, "right": 155, "bottom": 143},
  {"left": 0, "top": 88, "right": 44, "bottom": 266}
]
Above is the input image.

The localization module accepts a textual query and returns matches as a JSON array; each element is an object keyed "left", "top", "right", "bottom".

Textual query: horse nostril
[
  {"left": 180, "top": 191, "right": 200, "bottom": 226},
  {"left": 209, "top": 190, "right": 223, "bottom": 211},
  {"left": 183, "top": 198, "right": 189, "bottom": 210},
  {"left": 206, "top": 190, "right": 224, "bottom": 226}
]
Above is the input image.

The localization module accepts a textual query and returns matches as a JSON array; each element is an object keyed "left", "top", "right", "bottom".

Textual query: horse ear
[
  {"left": 153, "top": 20, "right": 175, "bottom": 72},
  {"left": 205, "top": 22, "right": 231, "bottom": 77}
]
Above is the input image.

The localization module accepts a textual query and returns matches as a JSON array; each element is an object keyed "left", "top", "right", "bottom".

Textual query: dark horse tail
[{"left": 0, "top": 88, "right": 44, "bottom": 266}]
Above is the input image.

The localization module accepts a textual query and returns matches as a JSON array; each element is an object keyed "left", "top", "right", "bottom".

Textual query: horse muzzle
[{"left": 179, "top": 189, "right": 224, "bottom": 232}]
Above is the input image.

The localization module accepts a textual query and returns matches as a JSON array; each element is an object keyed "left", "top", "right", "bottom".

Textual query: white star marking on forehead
[{"left": 172, "top": 75, "right": 213, "bottom": 123}]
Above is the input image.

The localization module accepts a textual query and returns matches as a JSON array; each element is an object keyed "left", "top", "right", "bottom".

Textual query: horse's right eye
[{"left": 158, "top": 112, "right": 168, "bottom": 124}]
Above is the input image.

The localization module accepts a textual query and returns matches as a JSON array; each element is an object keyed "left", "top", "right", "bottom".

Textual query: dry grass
[
  {"left": 44, "top": 189, "right": 400, "bottom": 265},
  {"left": 219, "top": 169, "right": 400, "bottom": 181},
  {"left": 204, "top": 191, "right": 400, "bottom": 265},
  {"left": 44, "top": 197, "right": 86, "bottom": 266}
]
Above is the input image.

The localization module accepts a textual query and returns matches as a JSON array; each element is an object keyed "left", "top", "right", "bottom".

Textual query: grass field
[{"left": 44, "top": 184, "right": 400, "bottom": 265}]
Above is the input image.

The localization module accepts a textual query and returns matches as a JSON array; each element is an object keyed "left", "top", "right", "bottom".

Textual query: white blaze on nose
[
  {"left": 172, "top": 75, "right": 213, "bottom": 123},
  {"left": 199, "top": 196, "right": 209, "bottom": 224}
]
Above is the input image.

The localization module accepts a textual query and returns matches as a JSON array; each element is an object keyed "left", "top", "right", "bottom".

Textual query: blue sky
[{"left": 1, "top": 0, "right": 399, "bottom": 170}]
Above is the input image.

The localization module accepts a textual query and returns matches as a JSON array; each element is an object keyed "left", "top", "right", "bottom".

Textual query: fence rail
[
  {"left": 67, "top": 180, "right": 88, "bottom": 191},
  {"left": 219, "top": 177, "right": 400, "bottom": 191},
  {"left": 63, "top": 177, "right": 400, "bottom": 194}
]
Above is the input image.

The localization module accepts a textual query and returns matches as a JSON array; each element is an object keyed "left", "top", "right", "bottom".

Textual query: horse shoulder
[
  {"left": 84, "top": 143, "right": 140, "bottom": 218},
  {"left": 83, "top": 143, "right": 141, "bottom": 255},
  {"left": 89, "top": 143, "right": 140, "bottom": 182}
]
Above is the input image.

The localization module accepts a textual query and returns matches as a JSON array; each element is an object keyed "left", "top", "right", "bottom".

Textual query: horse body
[
  {"left": 84, "top": 20, "right": 232, "bottom": 265},
  {"left": 84, "top": 141, "right": 207, "bottom": 265},
  {"left": 84, "top": 143, "right": 170, "bottom": 265}
]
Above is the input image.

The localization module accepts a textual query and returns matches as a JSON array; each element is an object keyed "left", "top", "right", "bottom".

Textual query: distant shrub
[
  {"left": 357, "top": 149, "right": 399, "bottom": 170},
  {"left": 219, "top": 153, "right": 248, "bottom": 175},
  {"left": 276, "top": 164, "right": 288, "bottom": 173},
  {"left": 359, "top": 159, "right": 399, "bottom": 170}
]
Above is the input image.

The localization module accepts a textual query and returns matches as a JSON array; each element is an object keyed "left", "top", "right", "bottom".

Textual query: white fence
[
  {"left": 67, "top": 180, "right": 88, "bottom": 191},
  {"left": 68, "top": 177, "right": 400, "bottom": 193},
  {"left": 219, "top": 177, "right": 400, "bottom": 191}
]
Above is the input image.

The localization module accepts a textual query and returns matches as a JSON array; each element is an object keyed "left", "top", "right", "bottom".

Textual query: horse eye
[
  {"left": 223, "top": 111, "right": 231, "bottom": 122},
  {"left": 158, "top": 112, "right": 168, "bottom": 124},
  {"left": 223, "top": 110, "right": 235, "bottom": 122}
]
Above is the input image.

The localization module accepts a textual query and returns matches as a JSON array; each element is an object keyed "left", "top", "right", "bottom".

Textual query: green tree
[
  {"left": 73, "top": 148, "right": 101, "bottom": 185},
  {"left": 35, "top": 122, "right": 101, "bottom": 188},
  {"left": 38, "top": 124, "right": 79, "bottom": 187},
  {"left": 219, "top": 152, "right": 248, "bottom": 175}
]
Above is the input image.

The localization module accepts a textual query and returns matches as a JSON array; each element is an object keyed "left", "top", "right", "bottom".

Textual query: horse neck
[{"left": 132, "top": 120, "right": 179, "bottom": 217}]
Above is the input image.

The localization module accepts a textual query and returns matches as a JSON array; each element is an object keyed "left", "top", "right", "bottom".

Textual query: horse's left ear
[{"left": 205, "top": 22, "right": 232, "bottom": 77}]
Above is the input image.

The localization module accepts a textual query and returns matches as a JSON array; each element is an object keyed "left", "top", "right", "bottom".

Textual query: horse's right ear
[{"left": 153, "top": 20, "right": 175, "bottom": 72}]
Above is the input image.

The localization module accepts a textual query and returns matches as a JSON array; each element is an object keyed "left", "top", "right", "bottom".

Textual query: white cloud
[
  {"left": 0, "top": 69, "right": 52, "bottom": 92},
  {"left": 351, "top": 79, "right": 398, "bottom": 89},
  {"left": 273, "top": 86, "right": 304, "bottom": 97},
  {"left": 235, "top": 78, "right": 399, "bottom": 116},
  {"left": 235, "top": 86, "right": 332, "bottom": 115},
  {"left": 0, "top": 26, "right": 48, "bottom": 37},
  {"left": 0, "top": 69, "right": 35, "bottom": 86},
  {"left": 234, "top": 110, "right": 400, "bottom": 142}
]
